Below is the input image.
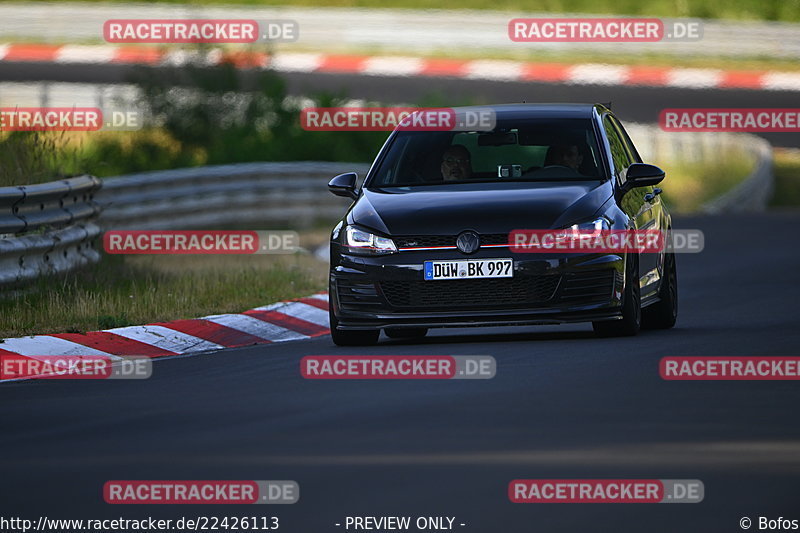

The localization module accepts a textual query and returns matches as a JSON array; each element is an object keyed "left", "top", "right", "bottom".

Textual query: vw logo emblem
[{"left": 456, "top": 231, "right": 480, "bottom": 254}]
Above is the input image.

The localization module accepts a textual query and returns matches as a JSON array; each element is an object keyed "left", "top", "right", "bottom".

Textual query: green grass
[
  {"left": 12, "top": 0, "right": 800, "bottom": 22},
  {"left": 0, "top": 232, "right": 329, "bottom": 338},
  {"left": 771, "top": 148, "right": 800, "bottom": 207},
  {"left": 0, "top": 131, "right": 87, "bottom": 187},
  {"left": 657, "top": 149, "right": 756, "bottom": 213}
]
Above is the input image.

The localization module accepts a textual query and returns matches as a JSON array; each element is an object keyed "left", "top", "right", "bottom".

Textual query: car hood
[{"left": 349, "top": 180, "right": 613, "bottom": 235}]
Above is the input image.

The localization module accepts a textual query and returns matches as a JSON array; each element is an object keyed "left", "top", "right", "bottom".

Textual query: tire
[
  {"left": 329, "top": 307, "right": 379, "bottom": 346},
  {"left": 593, "top": 255, "right": 641, "bottom": 337},
  {"left": 642, "top": 252, "right": 678, "bottom": 329},
  {"left": 384, "top": 327, "right": 428, "bottom": 339}
]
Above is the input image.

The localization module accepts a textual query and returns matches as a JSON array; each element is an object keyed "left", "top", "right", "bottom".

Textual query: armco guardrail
[
  {"left": 96, "top": 162, "right": 370, "bottom": 230},
  {"left": 700, "top": 139, "right": 774, "bottom": 213},
  {"left": 0, "top": 175, "right": 102, "bottom": 286},
  {"left": 0, "top": 175, "right": 100, "bottom": 234},
  {"left": 625, "top": 125, "right": 775, "bottom": 213}
]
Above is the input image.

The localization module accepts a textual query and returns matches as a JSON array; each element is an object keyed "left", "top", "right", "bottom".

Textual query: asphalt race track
[
  {"left": 2, "top": 61, "right": 799, "bottom": 148},
  {"left": 2, "top": 213, "right": 799, "bottom": 532}
]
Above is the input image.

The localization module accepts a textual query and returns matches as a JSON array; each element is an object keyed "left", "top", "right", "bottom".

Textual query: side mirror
[
  {"left": 328, "top": 172, "right": 358, "bottom": 199},
  {"left": 623, "top": 163, "right": 665, "bottom": 190}
]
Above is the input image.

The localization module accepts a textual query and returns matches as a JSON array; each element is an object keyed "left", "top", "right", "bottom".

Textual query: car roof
[{"left": 449, "top": 103, "right": 608, "bottom": 120}]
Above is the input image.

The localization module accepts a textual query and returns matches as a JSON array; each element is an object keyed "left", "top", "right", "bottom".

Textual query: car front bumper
[{"left": 330, "top": 246, "right": 626, "bottom": 330}]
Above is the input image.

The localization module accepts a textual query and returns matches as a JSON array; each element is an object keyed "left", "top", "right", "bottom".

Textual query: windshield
[{"left": 367, "top": 118, "right": 606, "bottom": 188}]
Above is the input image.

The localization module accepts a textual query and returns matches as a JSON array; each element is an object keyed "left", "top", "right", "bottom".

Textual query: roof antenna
[{"left": 601, "top": 101, "right": 613, "bottom": 109}]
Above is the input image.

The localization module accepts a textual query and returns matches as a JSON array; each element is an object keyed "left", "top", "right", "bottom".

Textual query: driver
[
  {"left": 440, "top": 144, "right": 472, "bottom": 181},
  {"left": 544, "top": 144, "right": 583, "bottom": 172}
]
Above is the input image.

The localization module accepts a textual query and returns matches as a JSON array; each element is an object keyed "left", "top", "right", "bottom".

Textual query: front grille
[
  {"left": 480, "top": 233, "right": 509, "bottom": 245},
  {"left": 557, "top": 270, "right": 617, "bottom": 303},
  {"left": 395, "top": 235, "right": 455, "bottom": 248},
  {"left": 394, "top": 233, "right": 508, "bottom": 249},
  {"left": 336, "top": 279, "right": 381, "bottom": 309},
  {"left": 380, "top": 275, "right": 560, "bottom": 309}
]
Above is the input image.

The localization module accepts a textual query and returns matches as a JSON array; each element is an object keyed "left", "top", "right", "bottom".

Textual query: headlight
[
  {"left": 569, "top": 217, "right": 610, "bottom": 232},
  {"left": 343, "top": 226, "right": 397, "bottom": 255}
]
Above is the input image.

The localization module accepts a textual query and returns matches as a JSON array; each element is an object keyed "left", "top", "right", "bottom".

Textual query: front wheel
[
  {"left": 593, "top": 255, "right": 641, "bottom": 337},
  {"left": 642, "top": 252, "right": 678, "bottom": 329},
  {"left": 329, "top": 307, "right": 379, "bottom": 346}
]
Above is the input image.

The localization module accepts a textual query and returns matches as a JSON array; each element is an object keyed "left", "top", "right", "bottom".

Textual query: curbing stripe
[
  {"left": 3, "top": 43, "right": 61, "bottom": 62},
  {"left": 761, "top": 71, "right": 800, "bottom": 91},
  {"left": 49, "top": 331, "right": 176, "bottom": 357},
  {"left": 112, "top": 46, "right": 162, "bottom": 64},
  {"left": 243, "top": 309, "right": 328, "bottom": 337},
  {"left": 0, "top": 335, "right": 114, "bottom": 357},
  {"left": 268, "top": 52, "right": 323, "bottom": 72},
  {"left": 0, "top": 292, "right": 331, "bottom": 383},
  {"left": 465, "top": 59, "right": 524, "bottom": 81},
  {"left": 153, "top": 319, "right": 270, "bottom": 348},
  {"left": 665, "top": 68, "right": 724, "bottom": 89},
  {"left": 362, "top": 56, "right": 425, "bottom": 77},
  {"left": 567, "top": 63, "right": 630, "bottom": 86},
  {"left": 294, "top": 297, "right": 330, "bottom": 312},
  {"left": 103, "top": 324, "right": 224, "bottom": 355},
  {"left": 419, "top": 58, "right": 469, "bottom": 77},
  {"left": 203, "top": 313, "right": 309, "bottom": 342},
  {"left": 221, "top": 50, "right": 268, "bottom": 68},
  {"left": 521, "top": 62, "right": 571, "bottom": 83},
  {"left": 255, "top": 301, "right": 329, "bottom": 326},
  {"left": 318, "top": 54, "right": 368, "bottom": 73},
  {"left": 55, "top": 45, "right": 117, "bottom": 64},
  {"left": 625, "top": 66, "right": 670, "bottom": 86},
  {"left": 0, "top": 43, "right": 799, "bottom": 91},
  {"left": 720, "top": 70, "right": 768, "bottom": 89}
]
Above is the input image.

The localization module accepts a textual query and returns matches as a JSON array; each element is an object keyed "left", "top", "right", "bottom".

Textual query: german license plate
[{"left": 423, "top": 258, "right": 513, "bottom": 280}]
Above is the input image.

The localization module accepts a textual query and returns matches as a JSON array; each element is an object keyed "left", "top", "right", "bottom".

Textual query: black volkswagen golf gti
[{"left": 327, "top": 103, "right": 677, "bottom": 345}]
